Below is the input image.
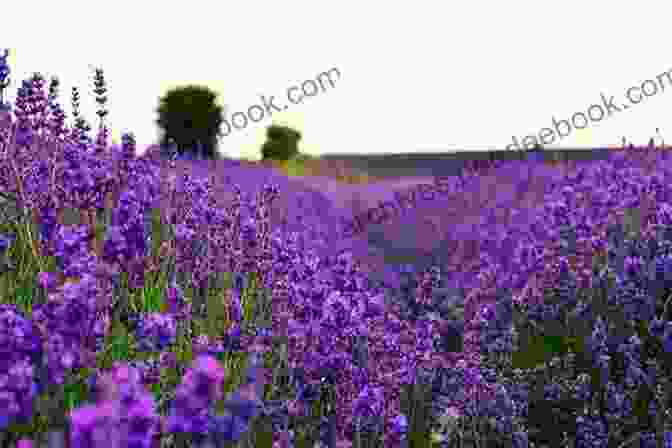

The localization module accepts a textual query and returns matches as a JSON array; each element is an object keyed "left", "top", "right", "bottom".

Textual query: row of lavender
[
  {"left": 416, "top": 147, "right": 672, "bottom": 446},
  {"left": 0, "top": 49, "right": 507, "bottom": 447}
]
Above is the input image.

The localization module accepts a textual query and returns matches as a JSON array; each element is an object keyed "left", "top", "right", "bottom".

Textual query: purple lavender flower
[{"left": 132, "top": 312, "right": 177, "bottom": 353}]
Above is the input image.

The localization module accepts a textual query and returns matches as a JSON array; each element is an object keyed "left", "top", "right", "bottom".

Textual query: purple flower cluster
[
  {"left": 436, "top": 150, "right": 672, "bottom": 446},
  {"left": 70, "top": 363, "right": 161, "bottom": 448},
  {"left": 70, "top": 355, "right": 268, "bottom": 448},
  {"left": 131, "top": 312, "right": 177, "bottom": 353},
  {"left": 0, "top": 305, "right": 42, "bottom": 430}
]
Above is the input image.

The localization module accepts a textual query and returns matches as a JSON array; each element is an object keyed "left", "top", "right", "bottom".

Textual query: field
[{"left": 2, "top": 55, "right": 672, "bottom": 448}]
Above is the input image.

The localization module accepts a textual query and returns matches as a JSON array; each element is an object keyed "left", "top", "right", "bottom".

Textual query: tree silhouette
[
  {"left": 260, "top": 124, "right": 301, "bottom": 162},
  {"left": 155, "top": 84, "right": 225, "bottom": 161}
]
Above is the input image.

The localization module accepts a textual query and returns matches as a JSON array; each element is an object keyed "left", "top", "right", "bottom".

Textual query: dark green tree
[
  {"left": 260, "top": 124, "right": 301, "bottom": 161},
  {"left": 154, "top": 84, "right": 226, "bottom": 161}
]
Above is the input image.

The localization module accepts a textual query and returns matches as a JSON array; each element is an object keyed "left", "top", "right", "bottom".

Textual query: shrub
[{"left": 260, "top": 124, "right": 301, "bottom": 162}]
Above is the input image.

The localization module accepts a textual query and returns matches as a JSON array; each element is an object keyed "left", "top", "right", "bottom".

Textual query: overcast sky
[{"left": 1, "top": 1, "right": 670, "bottom": 160}]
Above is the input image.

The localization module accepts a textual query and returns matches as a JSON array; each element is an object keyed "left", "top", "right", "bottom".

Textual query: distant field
[{"left": 153, "top": 154, "right": 559, "bottom": 288}]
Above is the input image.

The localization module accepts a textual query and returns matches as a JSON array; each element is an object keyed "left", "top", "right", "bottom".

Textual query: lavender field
[{"left": 2, "top": 48, "right": 672, "bottom": 448}]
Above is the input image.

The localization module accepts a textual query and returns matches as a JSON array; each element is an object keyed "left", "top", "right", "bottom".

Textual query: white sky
[{"left": 1, "top": 1, "right": 670, "bottom": 160}]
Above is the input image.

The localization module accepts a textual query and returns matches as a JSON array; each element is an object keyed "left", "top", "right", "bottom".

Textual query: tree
[
  {"left": 154, "top": 84, "right": 226, "bottom": 161},
  {"left": 260, "top": 124, "right": 301, "bottom": 162}
]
